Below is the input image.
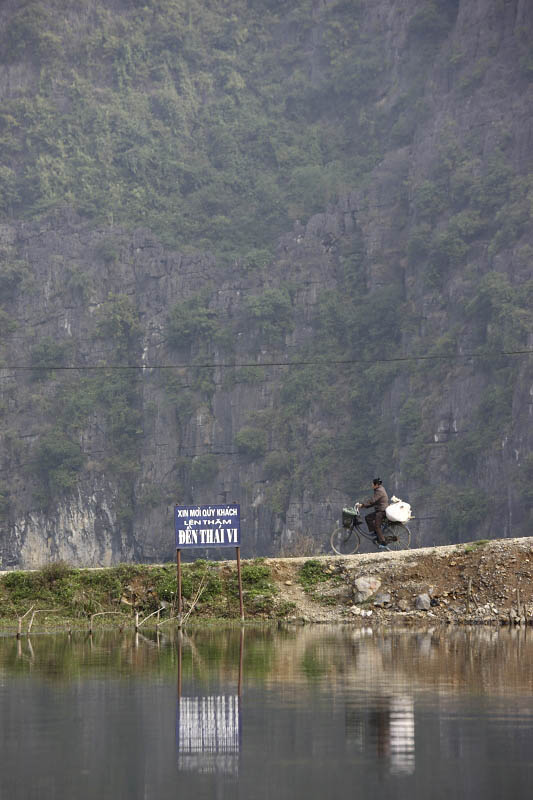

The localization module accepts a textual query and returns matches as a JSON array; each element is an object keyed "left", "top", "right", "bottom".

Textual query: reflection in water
[
  {"left": 346, "top": 692, "right": 415, "bottom": 776},
  {"left": 1, "top": 626, "right": 533, "bottom": 799},
  {"left": 177, "top": 695, "right": 241, "bottom": 775},
  {"left": 389, "top": 696, "right": 415, "bottom": 775},
  {"left": 176, "top": 628, "right": 243, "bottom": 776},
  {"left": 358, "top": 694, "right": 416, "bottom": 775}
]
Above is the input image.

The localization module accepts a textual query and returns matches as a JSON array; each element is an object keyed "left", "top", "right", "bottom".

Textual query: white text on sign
[{"left": 177, "top": 528, "right": 239, "bottom": 546}]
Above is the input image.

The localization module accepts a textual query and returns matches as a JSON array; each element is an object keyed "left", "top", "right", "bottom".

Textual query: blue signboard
[{"left": 174, "top": 504, "right": 241, "bottom": 549}]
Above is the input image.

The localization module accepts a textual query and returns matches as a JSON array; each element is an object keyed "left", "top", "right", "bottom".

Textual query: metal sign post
[
  {"left": 236, "top": 546, "right": 244, "bottom": 622},
  {"left": 238, "top": 626, "right": 244, "bottom": 697},
  {"left": 174, "top": 503, "right": 243, "bottom": 622},
  {"left": 176, "top": 547, "right": 183, "bottom": 627}
]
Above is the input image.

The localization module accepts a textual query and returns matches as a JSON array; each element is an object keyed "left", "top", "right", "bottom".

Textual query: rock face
[{"left": 0, "top": 0, "right": 532, "bottom": 567}]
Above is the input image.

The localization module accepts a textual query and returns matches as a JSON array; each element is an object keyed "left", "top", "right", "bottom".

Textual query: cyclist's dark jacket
[{"left": 363, "top": 485, "right": 389, "bottom": 511}]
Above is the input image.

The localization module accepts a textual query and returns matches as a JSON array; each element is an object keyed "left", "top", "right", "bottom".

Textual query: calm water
[{"left": 0, "top": 626, "right": 532, "bottom": 800}]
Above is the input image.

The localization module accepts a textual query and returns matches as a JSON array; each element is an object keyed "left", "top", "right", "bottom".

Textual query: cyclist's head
[{"left": 372, "top": 477, "right": 382, "bottom": 486}]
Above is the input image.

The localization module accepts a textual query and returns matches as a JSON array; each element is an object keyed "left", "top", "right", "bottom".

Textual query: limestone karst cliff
[{"left": 0, "top": 0, "right": 531, "bottom": 566}]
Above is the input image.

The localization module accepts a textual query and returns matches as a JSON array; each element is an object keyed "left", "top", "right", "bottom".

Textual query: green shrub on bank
[
  {"left": 298, "top": 560, "right": 331, "bottom": 591},
  {"left": 0, "top": 559, "right": 288, "bottom": 623},
  {"left": 238, "top": 560, "right": 275, "bottom": 598}
]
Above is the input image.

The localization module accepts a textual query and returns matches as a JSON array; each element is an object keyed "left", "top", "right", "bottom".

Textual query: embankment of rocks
[
  {"left": 2, "top": 537, "right": 532, "bottom": 631},
  {"left": 266, "top": 537, "right": 533, "bottom": 626}
]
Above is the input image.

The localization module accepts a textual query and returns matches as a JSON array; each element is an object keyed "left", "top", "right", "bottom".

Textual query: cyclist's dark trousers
[{"left": 366, "top": 511, "right": 386, "bottom": 544}]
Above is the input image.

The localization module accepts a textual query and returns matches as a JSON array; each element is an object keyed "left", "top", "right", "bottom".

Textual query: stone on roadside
[
  {"left": 373, "top": 592, "right": 391, "bottom": 607},
  {"left": 397, "top": 599, "right": 409, "bottom": 612},
  {"left": 353, "top": 576, "right": 381, "bottom": 603},
  {"left": 415, "top": 593, "right": 431, "bottom": 611}
]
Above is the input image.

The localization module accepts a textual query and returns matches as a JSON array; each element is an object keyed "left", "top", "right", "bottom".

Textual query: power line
[{"left": 1, "top": 349, "right": 531, "bottom": 374}]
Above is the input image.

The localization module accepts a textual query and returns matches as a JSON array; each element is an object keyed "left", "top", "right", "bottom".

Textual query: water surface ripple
[{"left": 0, "top": 626, "right": 532, "bottom": 799}]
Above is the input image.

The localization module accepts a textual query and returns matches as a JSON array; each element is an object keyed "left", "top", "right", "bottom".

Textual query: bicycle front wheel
[
  {"left": 331, "top": 526, "right": 360, "bottom": 555},
  {"left": 383, "top": 522, "right": 411, "bottom": 551}
]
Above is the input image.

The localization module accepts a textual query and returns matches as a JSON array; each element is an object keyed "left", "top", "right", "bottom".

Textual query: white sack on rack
[{"left": 386, "top": 496, "right": 412, "bottom": 523}]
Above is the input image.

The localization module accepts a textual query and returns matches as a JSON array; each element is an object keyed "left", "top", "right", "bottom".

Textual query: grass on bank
[{"left": 0, "top": 559, "right": 295, "bottom": 629}]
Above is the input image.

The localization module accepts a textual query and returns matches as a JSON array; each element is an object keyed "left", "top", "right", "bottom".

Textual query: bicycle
[{"left": 330, "top": 503, "right": 411, "bottom": 555}]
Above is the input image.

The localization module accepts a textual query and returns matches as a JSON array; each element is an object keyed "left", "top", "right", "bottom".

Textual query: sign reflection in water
[
  {"left": 1, "top": 627, "right": 533, "bottom": 799},
  {"left": 176, "top": 695, "right": 241, "bottom": 775},
  {"left": 176, "top": 629, "right": 243, "bottom": 776}
]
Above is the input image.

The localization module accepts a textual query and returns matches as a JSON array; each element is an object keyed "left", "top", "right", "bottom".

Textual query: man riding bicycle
[{"left": 359, "top": 478, "right": 389, "bottom": 551}]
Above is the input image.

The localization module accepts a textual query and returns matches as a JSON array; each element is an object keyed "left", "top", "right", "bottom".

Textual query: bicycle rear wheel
[
  {"left": 331, "top": 526, "right": 360, "bottom": 555},
  {"left": 383, "top": 522, "right": 411, "bottom": 551}
]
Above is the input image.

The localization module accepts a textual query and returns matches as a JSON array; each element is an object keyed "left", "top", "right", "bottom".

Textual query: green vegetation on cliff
[
  {"left": 0, "top": 0, "right": 531, "bottom": 559},
  {"left": 0, "top": 0, "right": 391, "bottom": 259}
]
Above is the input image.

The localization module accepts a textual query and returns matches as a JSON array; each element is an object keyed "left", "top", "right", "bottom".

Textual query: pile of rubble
[
  {"left": 270, "top": 537, "right": 533, "bottom": 626},
  {"left": 334, "top": 538, "right": 533, "bottom": 625}
]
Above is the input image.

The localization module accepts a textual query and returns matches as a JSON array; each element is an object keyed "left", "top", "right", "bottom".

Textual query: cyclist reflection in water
[
  {"left": 369, "top": 695, "right": 416, "bottom": 775},
  {"left": 359, "top": 478, "right": 389, "bottom": 549}
]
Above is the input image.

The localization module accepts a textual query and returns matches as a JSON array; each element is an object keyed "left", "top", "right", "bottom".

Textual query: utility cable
[{"left": 1, "top": 348, "right": 531, "bottom": 374}]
